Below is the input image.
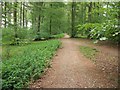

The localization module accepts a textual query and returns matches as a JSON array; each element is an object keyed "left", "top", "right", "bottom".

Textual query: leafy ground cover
[
  {"left": 51, "top": 33, "right": 65, "bottom": 39},
  {"left": 2, "top": 40, "right": 61, "bottom": 89},
  {"left": 80, "top": 46, "right": 98, "bottom": 60}
]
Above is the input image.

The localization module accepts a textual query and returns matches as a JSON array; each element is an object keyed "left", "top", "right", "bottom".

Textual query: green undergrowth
[
  {"left": 80, "top": 46, "right": 98, "bottom": 60},
  {"left": 2, "top": 40, "right": 61, "bottom": 89},
  {"left": 2, "top": 44, "right": 30, "bottom": 60},
  {"left": 51, "top": 33, "right": 65, "bottom": 39}
]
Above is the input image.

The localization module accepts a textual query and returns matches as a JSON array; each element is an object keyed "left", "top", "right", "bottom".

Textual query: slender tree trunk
[
  {"left": 26, "top": 10, "right": 28, "bottom": 27},
  {"left": 87, "top": 2, "right": 92, "bottom": 38},
  {"left": 67, "top": 9, "right": 70, "bottom": 34},
  {"left": 59, "top": 22, "right": 61, "bottom": 32},
  {"left": 20, "top": 2, "right": 22, "bottom": 27},
  {"left": 0, "top": 2, "right": 2, "bottom": 28},
  {"left": 118, "top": 3, "right": 120, "bottom": 44},
  {"left": 8, "top": 2, "right": 12, "bottom": 27},
  {"left": 106, "top": 2, "right": 109, "bottom": 20},
  {"left": 38, "top": 15, "right": 41, "bottom": 32},
  {"left": 37, "top": 2, "right": 43, "bottom": 33},
  {"left": 94, "top": 2, "right": 95, "bottom": 7},
  {"left": 82, "top": 3, "right": 84, "bottom": 24},
  {"left": 25, "top": 3, "right": 28, "bottom": 27},
  {"left": 14, "top": 2, "right": 17, "bottom": 39},
  {"left": 49, "top": 3, "right": 52, "bottom": 35},
  {"left": 88, "top": 2, "right": 92, "bottom": 23},
  {"left": 98, "top": 2, "right": 100, "bottom": 17},
  {"left": 50, "top": 18, "right": 52, "bottom": 35},
  {"left": 71, "top": 1, "right": 76, "bottom": 38},
  {"left": 32, "top": 12, "right": 34, "bottom": 29},
  {"left": 23, "top": 2, "right": 25, "bottom": 27},
  {"left": 4, "top": 2, "right": 7, "bottom": 28}
]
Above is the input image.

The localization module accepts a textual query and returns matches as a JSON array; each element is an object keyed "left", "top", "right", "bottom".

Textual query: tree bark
[
  {"left": 13, "top": 2, "right": 17, "bottom": 38},
  {"left": 97, "top": 2, "right": 100, "bottom": 17},
  {"left": 8, "top": 2, "right": 12, "bottom": 27},
  {"left": 88, "top": 2, "right": 92, "bottom": 23},
  {"left": 38, "top": 15, "right": 41, "bottom": 32},
  {"left": 49, "top": 3, "right": 52, "bottom": 35},
  {"left": 71, "top": 1, "right": 76, "bottom": 38},
  {"left": 20, "top": 2, "right": 22, "bottom": 27},
  {"left": 4, "top": 2, "right": 7, "bottom": 28},
  {"left": 25, "top": 2, "right": 28, "bottom": 27},
  {"left": 0, "top": 2, "right": 2, "bottom": 28},
  {"left": 23, "top": 2, "right": 25, "bottom": 27}
]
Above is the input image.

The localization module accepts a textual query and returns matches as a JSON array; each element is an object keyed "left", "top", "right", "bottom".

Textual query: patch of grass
[
  {"left": 2, "top": 45, "right": 29, "bottom": 60},
  {"left": 51, "top": 33, "right": 65, "bottom": 39},
  {"left": 75, "top": 34, "right": 87, "bottom": 39},
  {"left": 80, "top": 46, "right": 98, "bottom": 60},
  {"left": 2, "top": 40, "right": 61, "bottom": 89}
]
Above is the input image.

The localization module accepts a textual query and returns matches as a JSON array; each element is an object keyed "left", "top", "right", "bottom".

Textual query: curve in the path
[{"left": 30, "top": 39, "right": 117, "bottom": 88}]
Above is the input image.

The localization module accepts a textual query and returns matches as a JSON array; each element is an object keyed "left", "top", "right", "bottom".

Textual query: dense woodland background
[
  {"left": 1, "top": 2, "right": 120, "bottom": 44},
  {"left": 1, "top": 1, "right": 120, "bottom": 89}
]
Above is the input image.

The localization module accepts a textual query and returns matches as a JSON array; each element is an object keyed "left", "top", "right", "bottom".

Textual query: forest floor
[{"left": 30, "top": 35, "right": 118, "bottom": 88}]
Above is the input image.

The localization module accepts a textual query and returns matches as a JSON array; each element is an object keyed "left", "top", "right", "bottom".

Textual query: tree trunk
[
  {"left": 25, "top": 2, "right": 28, "bottom": 27},
  {"left": 82, "top": 3, "right": 84, "bottom": 24},
  {"left": 49, "top": 3, "right": 52, "bottom": 35},
  {"left": 4, "top": 2, "right": 7, "bottom": 28},
  {"left": 106, "top": 2, "right": 109, "bottom": 20},
  {"left": 98, "top": 2, "right": 100, "bottom": 17},
  {"left": 14, "top": 2, "right": 17, "bottom": 39},
  {"left": 38, "top": 15, "right": 41, "bottom": 32},
  {"left": 32, "top": 12, "right": 34, "bottom": 29},
  {"left": 88, "top": 2, "right": 92, "bottom": 23},
  {"left": 0, "top": 2, "right": 2, "bottom": 28},
  {"left": 23, "top": 2, "right": 25, "bottom": 27},
  {"left": 71, "top": 1, "right": 76, "bottom": 38},
  {"left": 50, "top": 18, "right": 52, "bottom": 35},
  {"left": 8, "top": 2, "right": 12, "bottom": 27},
  {"left": 20, "top": 2, "right": 22, "bottom": 27}
]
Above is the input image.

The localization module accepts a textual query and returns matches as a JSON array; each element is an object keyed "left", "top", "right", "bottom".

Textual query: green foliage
[
  {"left": 2, "top": 46, "right": 11, "bottom": 60},
  {"left": 51, "top": 33, "right": 65, "bottom": 39},
  {"left": 80, "top": 46, "right": 98, "bottom": 60},
  {"left": 1, "top": 2, "right": 119, "bottom": 89},
  {"left": 2, "top": 40, "right": 61, "bottom": 89},
  {"left": 77, "top": 23, "right": 95, "bottom": 38},
  {"left": 34, "top": 33, "right": 65, "bottom": 40},
  {"left": 34, "top": 32, "right": 41, "bottom": 41},
  {"left": 40, "top": 32, "right": 51, "bottom": 39},
  {"left": 77, "top": 19, "right": 120, "bottom": 42},
  {"left": 34, "top": 32, "right": 51, "bottom": 40},
  {"left": 2, "top": 27, "right": 33, "bottom": 45},
  {"left": 76, "top": 2, "right": 119, "bottom": 43},
  {"left": 2, "top": 2, "right": 119, "bottom": 43},
  {"left": 2, "top": 27, "right": 15, "bottom": 45},
  {"left": 17, "top": 28, "right": 28, "bottom": 39},
  {"left": 2, "top": 45, "right": 30, "bottom": 60}
]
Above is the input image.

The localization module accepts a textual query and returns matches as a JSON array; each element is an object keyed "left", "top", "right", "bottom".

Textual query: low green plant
[
  {"left": 51, "top": 33, "right": 65, "bottom": 38},
  {"left": 80, "top": 46, "right": 98, "bottom": 60},
  {"left": 2, "top": 27, "right": 33, "bottom": 45},
  {"left": 34, "top": 32, "right": 51, "bottom": 41},
  {"left": 2, "top": 27, "right": 15, "bottom": 45},
  {"left": 2, "top": 40, "right": 61, "bottom": 89}
]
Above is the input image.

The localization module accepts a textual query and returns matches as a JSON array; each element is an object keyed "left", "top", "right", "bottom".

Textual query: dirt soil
[{"left": 30, "top": 37, "right": 118, "bottom": 88}]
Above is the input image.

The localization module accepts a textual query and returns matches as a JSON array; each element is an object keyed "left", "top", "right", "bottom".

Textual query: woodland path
[{"left": 30, "top": 36, "right": 118, "bottom": 88}]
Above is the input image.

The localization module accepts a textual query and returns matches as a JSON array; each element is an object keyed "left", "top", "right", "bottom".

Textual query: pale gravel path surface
[{"left": 30, "top": 38, "right": 118, "bottom": 88}]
